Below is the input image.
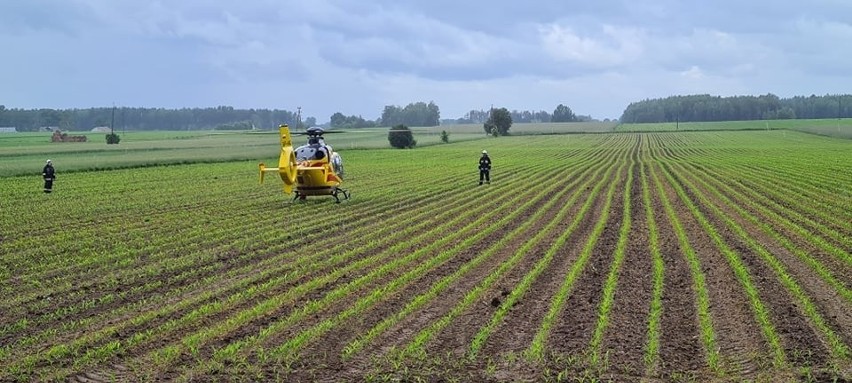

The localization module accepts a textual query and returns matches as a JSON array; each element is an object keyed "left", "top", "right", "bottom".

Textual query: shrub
[
  {"left": 105, "top": 133, "right": 121, "bottom": 144},
  {"left": 388, "top": 125, "right": 416, "bottom": 148}
]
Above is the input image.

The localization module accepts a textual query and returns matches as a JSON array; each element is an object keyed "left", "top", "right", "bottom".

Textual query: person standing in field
[
  {"left": 42, "top": 159, "right": 55, "bottom": 193},
  {"left": 479, "top": 150, "right": 491, "bottom": 185}
]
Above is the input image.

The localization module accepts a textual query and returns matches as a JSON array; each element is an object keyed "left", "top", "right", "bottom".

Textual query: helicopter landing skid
[
  {"left": 332, "top": 188, "right": 350, "bottom": 204},
  {"left": 291, "top": 188, "right": 350, "bottom": 203}
]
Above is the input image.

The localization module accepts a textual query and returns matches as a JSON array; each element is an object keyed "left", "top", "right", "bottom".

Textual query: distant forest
[
  {"left": 620, "top": 94, "right": 852, "bottom": 123},
  {"left": 3, "top": 93, "right": 849, "bottom": 131},
  {"left": 0, "top": 101, "right": 583, "bottom": 131},
  {"left": 0, "top": 106, "right": 313, "bottom": 132}
]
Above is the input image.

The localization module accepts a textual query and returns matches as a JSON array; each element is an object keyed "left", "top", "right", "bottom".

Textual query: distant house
[
  {"left": 91, "top": 126, "right": 112, "bottom": 133},
  {"left": 0, "top": 127, "right": 17, "bottom": 133}
]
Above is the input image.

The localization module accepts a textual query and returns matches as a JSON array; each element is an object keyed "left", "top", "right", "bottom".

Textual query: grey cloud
[{"left": 2, "top": 0, "right": 851, "bottom": 119}]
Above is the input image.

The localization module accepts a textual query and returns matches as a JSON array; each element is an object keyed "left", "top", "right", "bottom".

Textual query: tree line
[
  {"left": 447, "top": 104, "right": 593, "bottom": 125},
  {"left": 619, "top": 94, "right": 852, "bottom": 123},
  {"left": 0, "top": 105, "right": 315, "bottom": 132},
  {"left": 0, "top": 102, "right": 592, "bottom": 132},
  {"left": 12, "top": 93, "right": 843, "bottom": 133},
  {"left": 329, "top": 101, "right": 441, "bottom": 129},
  {"left": 328, "top": 102, "right": 593, "bottom": 129}
]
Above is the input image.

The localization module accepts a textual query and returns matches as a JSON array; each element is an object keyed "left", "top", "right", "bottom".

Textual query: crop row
[{"left": 1, "top": 131, "right": 848, "bottom": 381}]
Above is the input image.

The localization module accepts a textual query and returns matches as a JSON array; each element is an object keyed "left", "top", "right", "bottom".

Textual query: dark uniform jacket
[
  {"left": 43, "top": 164, "right": 55, "bottom": 180},
  {"left": 479, "top": 155, "right": 491, "bottom": 170}
]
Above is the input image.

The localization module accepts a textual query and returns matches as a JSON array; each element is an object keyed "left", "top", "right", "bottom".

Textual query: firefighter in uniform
[
  {"left": 478, "top": 150, "right": 491, "bottom": 185},
  {"left": 42, "top": 159, "right": 55, "bottom": 193}
]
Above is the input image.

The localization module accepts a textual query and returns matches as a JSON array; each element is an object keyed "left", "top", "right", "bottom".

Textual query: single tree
[
  {"left": 484, "top": 108, "right": 512, "bottom": 135},
  {"left": 551, "top": 104, "right": 577, "bottom": 122},
  {"left": 329, "top": 112, "right": 346, "bottom": 128}
]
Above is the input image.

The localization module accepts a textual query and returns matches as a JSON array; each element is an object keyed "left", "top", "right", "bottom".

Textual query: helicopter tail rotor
[
  {"left": 279, "top": 145, "right": 297, "bottom": 193},
  {"left": 258, "top": 125, "right": 298, "bottom": 194}
]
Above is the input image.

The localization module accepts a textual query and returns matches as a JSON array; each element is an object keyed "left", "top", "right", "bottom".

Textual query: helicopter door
[{"left": 331, "top": 152, "right": 344, "bottom": 177}]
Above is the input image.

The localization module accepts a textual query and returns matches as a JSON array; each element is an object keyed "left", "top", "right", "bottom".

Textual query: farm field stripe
[
  {"left": 735, "top": 158, "right": 850, "bottom": 199},
  {"left": 658, "top": 162, "right": 788, "bottom": 369},
  {"left": 396, "top": 137, "right": 636, "bottom": 357},
  {"left": 669, "top": 161, "right": 851, "bottom": 361},
  {"left": 3, "top": 132, "right": 847, "bottom": 381},
  {"left": 63, "top": 168, "right": 540, "bottom": 376},
  {"left": 158, "top": 140, "right": 612, "bottom": 379},
  {"left": 5, "top": 166, "right": 540, "bottom": 378},
  {"left": 26, "top": 172, "right": 548, "bottom": 380},
  {"left": 1, "top": 152, "right": 552, "bottom": 320},
  {"left": 523, "top": 156, "right": 626, "bottom": 360},
  {"left": 174, "top": 176, "right": 564, "bottom": 368},
  {"left": 282, "top": 169, "right": 579, "bottom": 361},
  {"left": 698, "top": 160, "right": 851, "bottom": 250},
  {"left": 394, "top": 148, "right": 622, "bottom": 359},
  {"left": 647, "top": 154, "right": 719, "bottom": 372},
  {"left": 683, "top": 162, "right": 851, "bottom": 303},
  {"left": 258, "top": 163, "right": 583, "bottom": 361},
  {"left": 694, "top": 158, "right": 851, "bottom": 235},
  {"left": 663, "top": 140, "right": 851, "bottom": 239},
  {"left": 340, "top": 151, "right": 608, "bottom": 358},
  {"left": 660, "top": 156, "right": 850, "bottom": 276},
  {"left": 153, "top": 161, "right": 574, "bottom": 376},
  {"left": 588, "top": 155, "right": 634, "bottom": 364},
  {"left": 2, "top": 160, "right": 503, "bottom": 284},
  {"left": 640, "top": 154, "right": 665, "bottom": 377},
  {"left": 694, "top": 164, "right": 851, "bottom": 264},
  {"left": 0, "top": 184, "right": 480, "bottom": 352},
  {"left": 669, "top": 140, "right": 852, "bottom": 234}
]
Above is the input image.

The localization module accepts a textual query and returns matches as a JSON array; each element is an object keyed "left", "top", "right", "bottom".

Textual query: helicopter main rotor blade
[{"left": 292, "top": 130, "right": 346, "bottom": 135}]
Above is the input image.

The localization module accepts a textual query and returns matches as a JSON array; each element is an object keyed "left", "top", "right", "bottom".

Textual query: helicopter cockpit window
[
  {"left": 295, "top": 145, "right": 315, "bottom": 161},
  {"left": 295, "top": 144, "right": 328, "bottom": 161}
]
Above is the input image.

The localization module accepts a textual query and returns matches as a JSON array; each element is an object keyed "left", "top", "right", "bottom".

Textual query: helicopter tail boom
[{"left": 258, "top": 163, "right": 278, "bottom": 184}]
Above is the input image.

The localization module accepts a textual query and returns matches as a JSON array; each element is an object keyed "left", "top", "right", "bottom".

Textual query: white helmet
[
  {"left": 46, "top": 159, "right": 52, "bottom": 163},
  {"left": 482, "top": 150, "right": 487, "bottom": 154}
]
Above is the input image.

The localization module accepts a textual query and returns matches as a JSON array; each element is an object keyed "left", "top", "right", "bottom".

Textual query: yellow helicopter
[{"left": 259, "top": 124, "right": 350, "bottom": 203}]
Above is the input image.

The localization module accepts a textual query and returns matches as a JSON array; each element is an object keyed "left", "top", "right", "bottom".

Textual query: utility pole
[
  {"left": 838, "top": 96, "right": 842, "bottom": 119},
  {"left": 296, "top": 106, "right": 302, "bottom": 129},
  {"left": 838, "top": 96, "right": 842, "bottom": 131}
]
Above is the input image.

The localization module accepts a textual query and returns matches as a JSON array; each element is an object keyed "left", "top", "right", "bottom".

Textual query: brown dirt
[
  {"left": 673, "top": 161, "right": 849, "bottom": 361},
  {"left": 3, "top": 133, "right": 844, "bottom": 383},
  {"left": 598, "top": 160, "right": 653, "bottom": 377},
  {"left": 649, "top": 160, "right": 769, "bottom": 377}
]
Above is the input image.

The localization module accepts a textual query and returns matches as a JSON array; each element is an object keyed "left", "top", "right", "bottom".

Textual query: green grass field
[
  {"left": 617, "top": 118, "right": 852, "bottom": 138},
  {"left": 0, "top": 123, "right": 615, "bottom": 177},
  {"left": 0, "top": 127, "right": 850, "bottom": 382},
  {"left": 4, "top": 119, "right": 846, "bottom": 177}
]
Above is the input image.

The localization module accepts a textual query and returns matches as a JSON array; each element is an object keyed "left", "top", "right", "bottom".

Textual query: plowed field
[{"left": 1, "top": 130, "right": 849, "bottom": 382}]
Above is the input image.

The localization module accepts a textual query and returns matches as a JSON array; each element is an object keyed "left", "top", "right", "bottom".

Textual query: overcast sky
[{"left": 2, "top": 1, "right": 850, "bottom": 121}]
